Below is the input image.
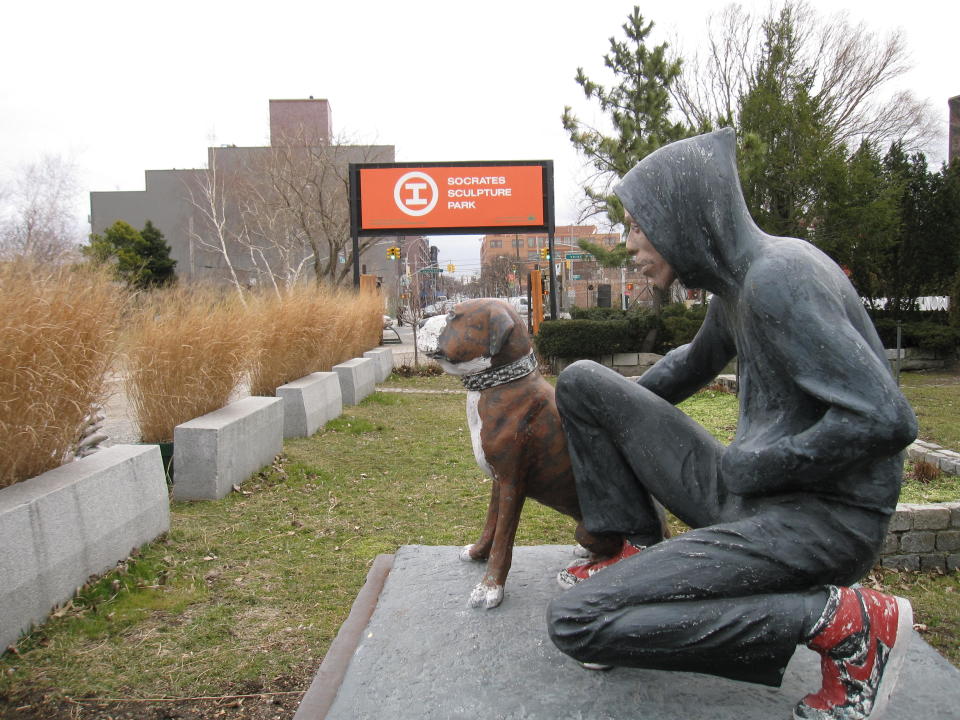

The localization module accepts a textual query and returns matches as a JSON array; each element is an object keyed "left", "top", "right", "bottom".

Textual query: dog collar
[{"left": 461, "top": 351, "right": 538, "bottom": 391}]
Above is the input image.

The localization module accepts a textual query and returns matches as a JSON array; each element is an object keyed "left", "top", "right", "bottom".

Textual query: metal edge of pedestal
[{"left": 293, "top": 553, "right": 395, "bottom": 720}]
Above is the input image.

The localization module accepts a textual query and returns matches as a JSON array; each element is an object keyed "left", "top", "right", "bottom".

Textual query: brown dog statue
[{"left": 417, "top": 298, "right": 623, "bottom": 609}]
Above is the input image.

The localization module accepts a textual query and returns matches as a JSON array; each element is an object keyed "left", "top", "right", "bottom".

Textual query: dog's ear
[{"left": 488, "top": 306, "right": 515, "bottom": 357}]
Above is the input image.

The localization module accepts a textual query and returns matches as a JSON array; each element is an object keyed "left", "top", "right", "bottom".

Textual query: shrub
[
  {"left": 658, "top": 302, "right": 709, "bottom": 352},
  {"left": 124, "top": 285, "right": 251, "bottom": 443},
  {"left": 535, "top": 313, "right": 658, "bottom": 359},
  {"left": 570, "top": 306, "right": 627, "bottom": 321},
  {"left": 872, "top": 319, "right": 960, "bottom": 353},
  {"left": 0, "top": 260, "right": 125, "bottom": 487},
  {"left": 910, "top": 460, "right": 941, "bottom": 484},
  {"left": 907, "top": 323, "right": 960, "bottom": 354}
]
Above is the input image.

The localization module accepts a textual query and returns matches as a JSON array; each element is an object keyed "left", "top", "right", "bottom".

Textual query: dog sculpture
[{"left": 418, "top": 298, "right": 622, "bottom": 609}]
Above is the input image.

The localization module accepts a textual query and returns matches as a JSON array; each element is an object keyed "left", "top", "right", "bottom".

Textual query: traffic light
[
  {"left": 386, "top": 246, "right": 401, "bottom": 260},
  {"left": 446, "top": 263, "right": 456, "bottom": 272},
  {"left": 539, "top": 247, "right": 550, "bottom": 261}
]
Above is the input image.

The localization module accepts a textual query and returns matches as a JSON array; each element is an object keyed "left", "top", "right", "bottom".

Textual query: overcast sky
[{"left": 2, "top": 0, "right": 957, "bottom": 278}]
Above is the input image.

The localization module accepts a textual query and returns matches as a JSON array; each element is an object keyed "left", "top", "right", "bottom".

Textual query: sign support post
[
  {"left": 348, "top": 167, "right": 362, "bottom": 288},
  {"left": 545, "top": 162, "right": 557, "bottom": 320},
  {"left": 351, "top": 227, "right": 361, "bottom": 288}
]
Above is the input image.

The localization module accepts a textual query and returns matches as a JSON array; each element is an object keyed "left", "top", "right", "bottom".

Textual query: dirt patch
[{"left": 0, "top": 676, "right": 307, "bottom": 720}]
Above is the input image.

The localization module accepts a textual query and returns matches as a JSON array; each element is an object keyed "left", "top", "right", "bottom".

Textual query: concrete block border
[
  {"left": 552, "top": 353, "right": 664, "bottom": 378},
  {"left": 333, "top": 357, "right": 376, "bottom": 406},
  {"left": 881, "top": 501, "right": 960, "bottom": 573},
  {"left": 173, "top": 396, "right": 283, "bottom": 501},
  {"left": 0, "top": 445, "right": 169, "bottom": 650},
  {"left": 363, "top": 348, "right": 394, "bottom": 383},
  {"left": 908, "top": 440, "right": 960, "bottom": 476},
  {"left": 276, "top": 372, "right": 343, "bottom": 439}
]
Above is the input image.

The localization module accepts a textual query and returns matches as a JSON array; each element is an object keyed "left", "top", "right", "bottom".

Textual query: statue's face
[{"left": 625, "top": 213, "right": 675, "bottom": 291}]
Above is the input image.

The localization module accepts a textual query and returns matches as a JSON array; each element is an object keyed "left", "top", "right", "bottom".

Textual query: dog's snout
[{"left": 416, "top": 314, "right": 449, "bottom": 356}]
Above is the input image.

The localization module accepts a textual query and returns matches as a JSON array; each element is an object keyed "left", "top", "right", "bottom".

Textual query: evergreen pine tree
[
  {"left": 562, "top": 6, "right": 690, "bottom": 226},
  {"left": 137, "top": 220, "right": 177, "bottom": 288},
  {"left": 83, "top": 219, "right": 176, "bottom": 289}
]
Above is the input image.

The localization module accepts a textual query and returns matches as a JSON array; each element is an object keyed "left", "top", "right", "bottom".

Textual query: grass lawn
[
  {"left": 1, "top": 371, "right": 958, "bottom": 718},
  {"left": 899, "top": 370, "right": 960, "bottom": 452}
]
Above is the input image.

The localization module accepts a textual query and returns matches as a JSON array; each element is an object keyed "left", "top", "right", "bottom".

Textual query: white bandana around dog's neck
[{"left": 460, "top": 351, "right": 538, "bottom": 391}]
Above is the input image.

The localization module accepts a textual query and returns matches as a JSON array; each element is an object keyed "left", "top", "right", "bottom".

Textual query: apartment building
[
  {"left": 89, "top": 98, "right": 407, "bottom": 296},
  {"left": 479, "top": 224, "right": 663, "bottom": 309}
]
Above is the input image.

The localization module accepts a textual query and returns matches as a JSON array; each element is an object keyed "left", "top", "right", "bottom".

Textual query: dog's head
[{"left": 417, "top": 298, "right": 529, "bottom": 377}]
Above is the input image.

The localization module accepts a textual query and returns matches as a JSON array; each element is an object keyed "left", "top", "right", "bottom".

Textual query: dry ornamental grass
[
  {"left": 249, "top": 286, "right": 384, "bottom": 396},
  {"left": 0, "top": 260, "right": 124, "bottom": 487},
  {"left": 124, "top": 286, "right": 251, "bottom": 443}
]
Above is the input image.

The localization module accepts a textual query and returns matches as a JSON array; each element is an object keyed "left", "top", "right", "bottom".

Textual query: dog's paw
[
  {"left": 459, "top": 544, "right": 482, "bottom": 562},
  {"left": 468, "top": 582, "right": 504, "bottom": 610}
]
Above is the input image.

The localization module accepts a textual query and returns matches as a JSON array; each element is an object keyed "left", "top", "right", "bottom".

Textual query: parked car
[{"left": 507, "top": 296, "right": 529, "bottom": 314}]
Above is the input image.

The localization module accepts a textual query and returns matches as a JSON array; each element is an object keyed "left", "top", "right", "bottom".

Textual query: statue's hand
[
  {"left": 720, "top": 445, "right": 765, "bottom": 496},
  {"left": 721, "top": 441, "right": 801, "bottom": 496}
]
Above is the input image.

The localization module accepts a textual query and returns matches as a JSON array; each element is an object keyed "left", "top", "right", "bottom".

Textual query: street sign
[
  {"left": 350, "top": 161, "right": 553, "bottom": 236},
  {"left": 419, "top": 267, "right": 443, "bottom": 274},
  {"left": 564, "top": 253, "right": 591, "bottom": 260}
]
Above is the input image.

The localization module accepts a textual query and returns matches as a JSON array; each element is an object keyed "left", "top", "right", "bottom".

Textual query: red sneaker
[
  {"left": 794, "top": 586, "right": 913, "bottom": 720},
  {"left": 557, "top": 538, "right": 643, "bottom": 589}
]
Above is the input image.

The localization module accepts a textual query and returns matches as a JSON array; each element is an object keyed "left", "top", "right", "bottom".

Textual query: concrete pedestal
[{"left": 298, "top": 545, "right": 960, "bottom": 720}]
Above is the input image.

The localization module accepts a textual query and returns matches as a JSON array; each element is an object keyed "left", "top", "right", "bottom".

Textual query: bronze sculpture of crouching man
[{"left": 547, "top": 129, "right": 918, "bottom": 720}]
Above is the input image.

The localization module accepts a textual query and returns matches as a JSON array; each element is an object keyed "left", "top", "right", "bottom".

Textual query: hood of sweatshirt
[{"left": 614, "top": 128, "right": 761, "bottom": 294}]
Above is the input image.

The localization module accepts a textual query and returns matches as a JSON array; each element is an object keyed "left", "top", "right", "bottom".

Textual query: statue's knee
[
  {"left": 546, "top": 594, "right": 598, "bottom": 659},
  {"left": 556, "top": 360, "right": 604, "bottom": 407}
]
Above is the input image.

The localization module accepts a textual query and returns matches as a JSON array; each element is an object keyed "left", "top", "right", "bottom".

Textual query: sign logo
[{"left": 393, "top": 171, "right": 438, "bottom": 217}]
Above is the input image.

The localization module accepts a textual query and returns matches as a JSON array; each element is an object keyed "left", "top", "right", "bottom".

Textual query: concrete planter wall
[
  {"left": 552, "top": 352, "right": 664, "bottom": 377},
  {"left": 885, "top": 347, "right": 954, "bottom": 371},
  {"left": 881, "top": 502, "right": 960, "bottom": 572},
  {"left": 0, "top": 445, "right": 169, "bottom": 650},
  {"left": 1, "top": 350, "right": 386, "bottom": 647},
  {"left": 276, "top": 372, "right": 343, "bottom": 439},
  {"left": 363, "top": 348, "right": 395, "bottom": 383},
  {"left": 172, "top": 396, "right": 283, "bottom": 501},
  {"left": 333, "top": 357, "right": 376, "bottom": 405}
]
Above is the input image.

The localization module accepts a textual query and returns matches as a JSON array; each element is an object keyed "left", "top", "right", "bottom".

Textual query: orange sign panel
[{"left": 358, "top": 164, "right": 545, "bottom": 231}]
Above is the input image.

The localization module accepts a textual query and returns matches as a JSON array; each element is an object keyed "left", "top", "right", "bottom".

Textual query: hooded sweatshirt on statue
[{"left": 614, "top": 128, "right": 917, "bottom": 513}]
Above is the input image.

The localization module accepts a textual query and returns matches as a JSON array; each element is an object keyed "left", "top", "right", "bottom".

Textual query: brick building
[{"left": 479, "top": 225, "right": 663, "bottom": 309}]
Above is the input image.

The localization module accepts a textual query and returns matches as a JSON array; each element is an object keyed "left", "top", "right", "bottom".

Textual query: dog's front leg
[
  {"left": 460, "top": 479, "right": 499, "bottom": 562},
  {"left": 468, "top": 483, "right": 525, "bottom": 610}
]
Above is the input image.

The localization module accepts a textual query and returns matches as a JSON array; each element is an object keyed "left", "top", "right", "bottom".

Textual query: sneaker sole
[
  {"left": 868, "top": 596, "right": 912, "bottom": 720},
  {"left": 557, "top": 569, "right": 581, "bottom": 590},
  {"left": 581, "top": 662, "right": 613, "bottom": 671}
]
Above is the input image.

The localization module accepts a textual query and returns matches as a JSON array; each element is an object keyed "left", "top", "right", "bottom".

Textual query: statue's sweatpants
[{"left": 546, "top": 361, "right": 888, "bottom": 686}]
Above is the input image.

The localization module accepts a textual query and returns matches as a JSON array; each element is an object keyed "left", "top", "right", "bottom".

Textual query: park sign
[{"left": 349, "top": 161, "right": 554, "bottom": 236}]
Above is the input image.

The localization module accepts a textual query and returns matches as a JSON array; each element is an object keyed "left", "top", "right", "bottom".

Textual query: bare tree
[
  {"left": 0, "top": 155, "right": 83, "bottom": 263},
  {"left": 245, "top": 129, "right": 391, "bottom": 287},
  {"left": 480, "top": 255, "right": 516, "bottom": 298},
  {"left": 671, "top": 1, "right": 940, "bottom": 153},
  {"left": 183, "top": 147, "right": 249, "bottom": 304},
  {"left": 235, "top": 176, "right": 315, "bottom": 297},
  {"left": 184, "top": 129, "right": 392, "bottom": 296}
]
